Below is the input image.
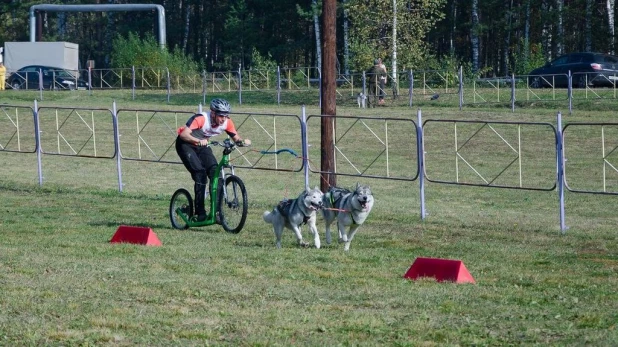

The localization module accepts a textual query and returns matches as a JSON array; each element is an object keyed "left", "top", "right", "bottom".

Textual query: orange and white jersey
[{"left": 177, "top": 111, "right": 238, "bottom": 140}]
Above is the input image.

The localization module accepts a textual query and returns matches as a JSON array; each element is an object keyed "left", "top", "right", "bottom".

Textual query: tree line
[{"left": 0, "top": 0, "right": 615, "bottom": 78}]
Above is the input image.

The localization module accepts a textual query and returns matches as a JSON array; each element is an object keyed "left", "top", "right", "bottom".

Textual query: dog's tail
[{"left": 262, "top": 210, "right": 274, "bottom": 224}]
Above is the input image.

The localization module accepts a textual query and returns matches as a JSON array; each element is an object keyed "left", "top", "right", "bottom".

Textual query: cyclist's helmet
[{"left": 210, "top": 98, "right": 231, "bottom": 115}]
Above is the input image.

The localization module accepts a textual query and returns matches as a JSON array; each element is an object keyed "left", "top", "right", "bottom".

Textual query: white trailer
[{"left": 3, "top": 41, "right": 79, "bottom": 75}]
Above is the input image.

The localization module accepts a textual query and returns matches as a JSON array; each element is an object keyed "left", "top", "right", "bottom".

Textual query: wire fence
[
  {"left": 3, "top": 66, "right": 618, "bottom": 111},
  {"left": 3, "top": 101, "right": 618, "bottom": 233}
]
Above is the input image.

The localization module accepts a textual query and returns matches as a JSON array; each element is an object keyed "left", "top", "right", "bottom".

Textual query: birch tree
[
  {"left": 556, "top": 0, "right": 563, "bottom": 56},
  {"left": 471, "top": 0, "right": 480, "bottom": 73},
  {"left": 524, "top": 0, "right": 530, "bottom": 64},
  {"left": 502, "top": 0, "right": 513, "bottom": 75},
  {"left": 313, "top": 0, "right": 322, "bottom": 72},
  {"left": 182, "top": 1, "right": 192, "bottom": 52},
  {"left": 608, "top": 0, "right": 615, "bottom": 54},
  {"left": 585, "top": 0, "right": 592, "bottom": 52},
  {"left": 343, "top": 0, "right": 350, "bottom": 75},
  {"left": 391, "top": 0, "right": 398, "bottom": 95},
  {"left": 541, "top": 1, "right": 553, "bottom": 60}
]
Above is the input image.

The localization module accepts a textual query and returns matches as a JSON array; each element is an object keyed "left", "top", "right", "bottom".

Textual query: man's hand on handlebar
[{"left": 236, "top": 139, "right": 251, "bottom": 147}]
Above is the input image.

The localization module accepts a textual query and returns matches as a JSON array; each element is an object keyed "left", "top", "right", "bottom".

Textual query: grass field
[{"left": 1, "top": 91, "right": 617, "bottom": 345}]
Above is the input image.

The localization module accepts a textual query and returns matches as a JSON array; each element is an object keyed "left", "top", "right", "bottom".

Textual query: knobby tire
[
  {"left": 170, "top": 188, "right": 193, "bottom": 230},
  {"left": 217, "top": 175, "right": 248, "bottom": 234}
]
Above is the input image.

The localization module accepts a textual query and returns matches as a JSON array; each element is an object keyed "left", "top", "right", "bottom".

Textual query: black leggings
[{"left": 175, "top": 138, "right": 218, "bottom": 215}]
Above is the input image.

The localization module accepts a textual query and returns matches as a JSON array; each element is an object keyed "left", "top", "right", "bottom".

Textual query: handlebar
[{"left": 208, "top": 138, "right": 250, "bottom": 149}]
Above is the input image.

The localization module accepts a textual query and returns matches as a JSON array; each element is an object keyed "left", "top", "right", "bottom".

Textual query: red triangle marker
[
  {"left": 110, "top": 225, "right": 162, "bottom": 246},
  {"left": 403, "top": 257, "right": 475, "bottom": 283}
]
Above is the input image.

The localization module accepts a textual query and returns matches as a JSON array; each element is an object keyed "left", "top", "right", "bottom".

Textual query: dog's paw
[{"left": 299, "top": 240, "right": 310, "bottom": 248}]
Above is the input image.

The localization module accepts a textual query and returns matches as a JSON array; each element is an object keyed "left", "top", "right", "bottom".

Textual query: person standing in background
[
  {"left": 367, "top": 59, "right": 387, "bottom": 107},
  {"left": 377, "top": 58, "right": 387, "bottom": 105},
  {"left": 0, "top": 62, "right": 6, "bottom": 90}
]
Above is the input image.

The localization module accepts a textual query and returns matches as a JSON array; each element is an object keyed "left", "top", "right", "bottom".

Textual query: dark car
[
  {"left": 7, "top": 65, "right": 89, "bottom": 90},
  {"left": 527, "top": 52, "right": 618, "bottom": 88}
]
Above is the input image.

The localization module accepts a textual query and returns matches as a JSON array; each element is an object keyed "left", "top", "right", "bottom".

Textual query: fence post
[
  {"left": 409, "top": 70, "right": 413, "bottom": 108},
  {"left": 277, "top": 66, "right": 281, "bottom": 106},
  {"left": 112, "top": 101, "right": 124, "bottom": 192},
  {"left": 131, "top": 66, "right": 136, "bottom": 100},
  {"left": 556, "top": 112, "right": 567, "bottom": 233},
  {"left": 38, "top": 68, "right": 43, "bottom": 100},
  {"left": 166, "top": 67, "right": 170, "bottom": 104},
  {"left": 458, "top": 66, "right": 463, "bottom": 110},
  {"left": 511, "top": 73, "right": 515, "bottom": 112},
  {"left": 238, "top": 64, "right": 242, "bottom": 105},
  {"left": 417, "top": 108, "right": 426, "bottom": 219},
  {"left": 202, "top": 70, "right": 207, "bottom": 105},
  {"left": 568, "top": 70, "right": 573, "bottom": 115},
  {"left": 301, "top": 105, "right": 309, "bottom": 189},
  {"left": 88, "top": 67, "right": 92, "bottom": 96},
  {"left": 33, "top": 100, "right": 43, "bottom": 186}
]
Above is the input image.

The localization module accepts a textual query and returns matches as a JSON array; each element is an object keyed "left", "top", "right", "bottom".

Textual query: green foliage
[
  {"left": 291, "top": 69, "right": 311, "bottom": 86},
  {"left": 512, "top": 39, "right": 546, "bottom": 75},
  {"left": 295, "top": 1, "right": 321, "bottom": 20},
  {"left": 250, "top": 47, "right": 277, "bottom": 71},
  {"left": 110, "top": 33, "right": 165, "bottom": 68},
  {"left": 427, "top": 54, "right": 493, "bottom": 80},
  {"left": 110, "top": 32, "right": 199, "bottom": 87},
  {"left": 224, "top": 0, "right": 257, "bottom": 70},
  {"left": 346, "top": 0, "right": 446, "bottom": 73},
  {"left": 348, "top": 39, "right": 376, "bottom": 72}
]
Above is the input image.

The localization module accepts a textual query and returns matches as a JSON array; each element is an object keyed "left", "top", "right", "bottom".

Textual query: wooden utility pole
[{"left": 320, "top": 0, "right": 336, "bottom": 192}]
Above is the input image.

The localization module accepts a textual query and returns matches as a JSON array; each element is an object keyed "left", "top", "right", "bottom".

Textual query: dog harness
[
  {"left": 328, "top": 187, "right": 351, "bottom": 206},
  {"left": 329, "top": 187, "right": 359, "bottom": 225},
  {"left": 276, "top": 198, "right": 310, "bottom": 225}
]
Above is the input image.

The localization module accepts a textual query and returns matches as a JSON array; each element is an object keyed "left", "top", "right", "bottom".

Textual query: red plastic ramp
[
  {"left": 110, "top": 225, "right": 162, "bottom": 246},
  {"left": 403, "top": 257, "right": 475, "bottom": 284}
]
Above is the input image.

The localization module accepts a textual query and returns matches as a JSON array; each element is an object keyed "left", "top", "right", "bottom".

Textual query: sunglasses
[{"left": 215, "top": 112, "right": 230, "bottom": 118}]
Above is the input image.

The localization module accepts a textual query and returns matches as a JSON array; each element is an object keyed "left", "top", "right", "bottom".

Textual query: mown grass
[
  {"left": 1, "top": 93, "right": 617, "bottom": 345},
  {"left": 5, "top": 84, "right": 618, "bottom": 111}
]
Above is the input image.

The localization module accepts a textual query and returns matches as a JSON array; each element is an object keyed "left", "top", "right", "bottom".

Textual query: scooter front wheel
[
  {"left": 170, "top": 188, "right": 193, "bottom": 230},
  {"left": 218, "top": 175, "right": 248, "bottom": 234}
]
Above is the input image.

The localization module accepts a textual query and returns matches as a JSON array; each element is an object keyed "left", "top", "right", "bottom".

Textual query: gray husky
[
  {"left": 322, "top": 183, "right": 374, "bottom": 251},
  {"left": 356, "top": 92, "right": 367, "bottom": 108},
  {"left": 263, "top": 186, "right": 324, "bottom": 249}
]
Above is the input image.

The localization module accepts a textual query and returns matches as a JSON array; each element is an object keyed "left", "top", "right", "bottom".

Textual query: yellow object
[{"left": 0, "top": 63, "right": 6, "bottom": 90}]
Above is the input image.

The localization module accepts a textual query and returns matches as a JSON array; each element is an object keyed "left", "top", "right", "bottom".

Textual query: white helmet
[{"left": 210, "top": 98, "right": 231, "bottom": 115}]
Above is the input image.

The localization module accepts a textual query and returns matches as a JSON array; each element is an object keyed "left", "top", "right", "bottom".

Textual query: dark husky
[{"left": 263, "top": 186, "right": 324, "bottom": 249}]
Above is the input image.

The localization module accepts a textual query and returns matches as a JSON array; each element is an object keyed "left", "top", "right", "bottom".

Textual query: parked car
[
  {"left": 7, "top": 65, "right": 89, "bottom": 90},
  {"left": 527, "top": 52, "right": 618, "bottom": 88}
]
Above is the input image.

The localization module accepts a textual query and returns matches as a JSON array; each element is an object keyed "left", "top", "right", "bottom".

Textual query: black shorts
[{"left": 175, "top": 138, "right": 218, "bottom": 181}]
